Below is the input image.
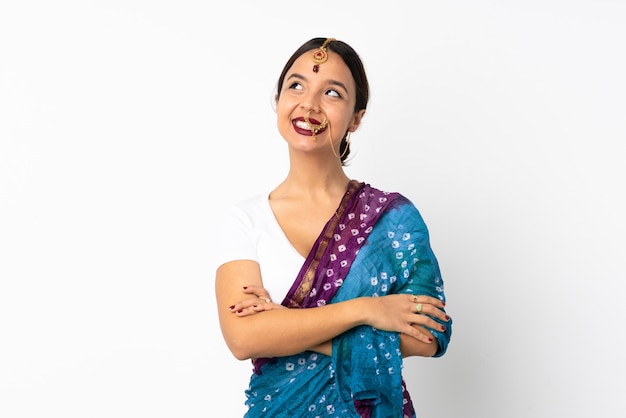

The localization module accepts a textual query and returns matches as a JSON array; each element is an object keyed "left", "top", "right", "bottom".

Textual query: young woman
[{"left": 215, "top": 37, "right": 452, "bottom": 417}]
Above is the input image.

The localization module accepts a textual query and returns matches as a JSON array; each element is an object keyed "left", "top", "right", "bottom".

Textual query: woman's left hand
[{"left": 229, "top": 285, "right": 286, "bottom": 316}]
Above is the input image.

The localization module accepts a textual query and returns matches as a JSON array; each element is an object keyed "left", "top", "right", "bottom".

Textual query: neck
[{"left": 273, "top": 150, "right": 352, "bottom": 199}]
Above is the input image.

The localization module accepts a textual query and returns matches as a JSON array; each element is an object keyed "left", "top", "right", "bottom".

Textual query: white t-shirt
[{"left": 216, "top": 194, "right": 306, "bottom": 301}]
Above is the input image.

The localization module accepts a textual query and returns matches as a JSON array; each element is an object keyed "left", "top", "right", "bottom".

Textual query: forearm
[
  {"left": 217, "top": 260, "right": 441, "bottom": 360},
  {"left": 307, "top": 340, "right": 332, "bottom": 356},
  {"left": 222, "top": 298, "right": 367, "bottom": 360},
  {"left": 307, "top": 328, "right": 437, "bottom": 359},
  {"left": 400, "top": 325, "right": 439, "bottom": 357}
]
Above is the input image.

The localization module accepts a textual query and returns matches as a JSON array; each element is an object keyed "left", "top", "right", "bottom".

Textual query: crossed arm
[{"left": 215, "top": 260, "right": 450, "bottom": 360}]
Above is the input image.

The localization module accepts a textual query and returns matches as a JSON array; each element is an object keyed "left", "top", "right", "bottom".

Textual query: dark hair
[{"left": 276, "top": 38, "right": 370, "bottom": 164}]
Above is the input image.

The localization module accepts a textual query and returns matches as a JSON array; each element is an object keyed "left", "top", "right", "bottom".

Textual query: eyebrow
[{"left": 287, "top": 72, "right": 349, "bottom": 93}]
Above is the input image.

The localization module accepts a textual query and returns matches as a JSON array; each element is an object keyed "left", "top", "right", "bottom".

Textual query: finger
[
  {"left": 229, "top": 296, "right": 265, "bottom": 312},
  {"left": 234, "top": 305, "right": 260, "bottom": 316},
  {"left": 235, "top": 301, "right": 283, "bottom": 316},
  {"left": 242, "top": 285, "right": 266, "bottom": 296},
  {"left": 411, "top": 314, "right": 448, "bottom": 333},
  {"left": 408, "top": 298, "right": 450, "bottom": 323},
  {"left": 404, "top": 324, "right": 436, "bottom": 344},
  {"left": 409, "top": 294, "right": 445, "bottom": 308},
  {"left": 230, "top": 296, "right": 279, "bottom": 314},
  {"left": 411, "top": 303, "right": 450, "bottom": 323},
  {"left": 242, "top": 285, "right": 272, "bottom": 302}
]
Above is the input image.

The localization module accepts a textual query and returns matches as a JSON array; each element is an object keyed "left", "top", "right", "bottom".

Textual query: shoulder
[
  {"left": 361, "top": 183, "right": 416, "bottom": 211},
  {"left": 232, "top": 193, "right": 267, "bottom": 209},
  {"left": 217, "top": 194, "right": 272, "bottom": 234},
  {"left": 224, "top": 193, "right": 268, "bottom": 216},
  {"left": 363, "top": 183, "right": 427, "bottom": 228}
]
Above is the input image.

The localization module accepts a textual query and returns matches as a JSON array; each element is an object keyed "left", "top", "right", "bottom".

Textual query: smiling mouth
[
  {"left": 292, "top": 118, "right": 328, "bottom": 136},
  {"left": 295, "top": 120, "right": 315, "bottom": 130}
]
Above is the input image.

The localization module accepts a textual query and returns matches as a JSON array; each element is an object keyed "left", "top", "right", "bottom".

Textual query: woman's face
[{"left": 276, "top": 50, "right": 364, "bottom": 157}]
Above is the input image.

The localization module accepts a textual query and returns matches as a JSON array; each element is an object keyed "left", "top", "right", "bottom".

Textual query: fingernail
[
  {"left": 428, "top": 337, "right": 433, "bottom": 342},
  {"left": 253, "top": 305, "right": 257, "bottom": 308},
  {"left": 229, "top": 305, "right": 235, "bottom": 310},
  {"left": 243, "top": 286, "right": 247, "bottom": 289},
  {"left": 236, "top": 310, "right": 242, "bottom": 313},
  {"left": 440, "top": 325, "right": 446, "bottom": 331},
  {"left": 445, "top": 315, "right": 450, "bottom": 320}
]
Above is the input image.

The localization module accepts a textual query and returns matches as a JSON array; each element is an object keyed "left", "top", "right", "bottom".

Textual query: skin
[{"left": 215, "top": 50, "right": 450, "bottom": 362}]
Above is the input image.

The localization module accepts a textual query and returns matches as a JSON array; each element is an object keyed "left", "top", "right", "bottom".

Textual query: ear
[{"left": 348, "top": 109, "right": 366, "bottom": 132}]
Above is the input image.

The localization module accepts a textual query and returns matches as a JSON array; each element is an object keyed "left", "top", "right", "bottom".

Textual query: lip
[{"left": 292, "top": 116, "right": 327, "bottom": 136}]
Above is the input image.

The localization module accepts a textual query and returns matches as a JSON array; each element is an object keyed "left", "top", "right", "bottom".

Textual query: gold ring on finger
[{"left": 415, "top": 303, "right": 422, "bottom": 314}]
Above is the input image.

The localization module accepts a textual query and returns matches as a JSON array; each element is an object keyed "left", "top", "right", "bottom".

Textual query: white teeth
[{"left": 295, "top": 120, "right": 311, "bottom": 130}]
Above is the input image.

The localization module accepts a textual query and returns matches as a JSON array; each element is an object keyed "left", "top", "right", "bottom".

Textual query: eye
[
  {"left": 326, "top": 88, "right": 342, "bottom": 98},
  {"left": 288, "top": 81, "right": 303, "bottom": 90}
]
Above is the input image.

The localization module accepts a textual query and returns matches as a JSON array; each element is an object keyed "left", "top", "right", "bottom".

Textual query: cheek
[
  {"left": 275, "top": 107, "right": 293, "bottom": 136},
  {"left": 275, "top": 104, "right": 292, "bottom": 127},
  {"left": 327, "top": 112, "right": 352, "bottom": 133},
  {"left": 276, "top": 95, "right": 297, "bottom": 115}
]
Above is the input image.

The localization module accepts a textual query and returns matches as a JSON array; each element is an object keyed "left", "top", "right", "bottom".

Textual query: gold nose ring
[{"left": 304, "top": 109, "right": 328, "bottom": 139}]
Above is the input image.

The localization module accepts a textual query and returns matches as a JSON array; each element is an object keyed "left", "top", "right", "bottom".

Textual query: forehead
[{"left": 289, "top": 49, "right": 354, "bottom": 84}]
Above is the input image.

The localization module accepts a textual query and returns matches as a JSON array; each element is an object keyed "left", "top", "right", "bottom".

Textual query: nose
[{"left": 299, "top": 91, "right": 322, "bottom": 113}]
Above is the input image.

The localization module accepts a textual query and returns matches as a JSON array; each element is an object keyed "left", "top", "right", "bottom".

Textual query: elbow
[
  {"left": 220, "top": 320, "right": 267, "bottom": 360},
  {"left": 232, "top": 351, "right": 251, "bottom": 361},
  {"left": 432, "top": 328, "right": 452, "bottom": 358},
  {"left": 226, "top": 337, "right": 256, "bottom": 361},
  {"left": 231, "top": 348, "right": 252, "bottom": 361}
]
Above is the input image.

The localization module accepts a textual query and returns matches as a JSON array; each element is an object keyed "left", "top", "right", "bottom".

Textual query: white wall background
[{"left": 1, "top": 1, "right": 624, "bottom": 417}]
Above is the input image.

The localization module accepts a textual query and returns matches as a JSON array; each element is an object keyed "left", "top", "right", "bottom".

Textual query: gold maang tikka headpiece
[{"left": 311, "top": 38, "right": 336, "bottom": 73}]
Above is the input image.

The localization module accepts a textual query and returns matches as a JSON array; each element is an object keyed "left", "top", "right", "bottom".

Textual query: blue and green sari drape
[{"left": 245, "top": 181, "right": 451, "bottom": 417}]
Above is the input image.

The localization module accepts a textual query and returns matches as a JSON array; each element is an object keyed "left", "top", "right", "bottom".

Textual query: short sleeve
[{"left": 214, "top": 202, "right": 259, "bottom": 268}]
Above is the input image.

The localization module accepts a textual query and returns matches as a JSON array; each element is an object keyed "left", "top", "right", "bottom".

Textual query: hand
[
  {"left": 409, "top": 294, "right": 450, "bottom": 325},
  {"left": 366, "top": 294, "right": 450, "bottom": 344},
  {"left": 229, "top": 285, "right": 286, "bottom": 316}
]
